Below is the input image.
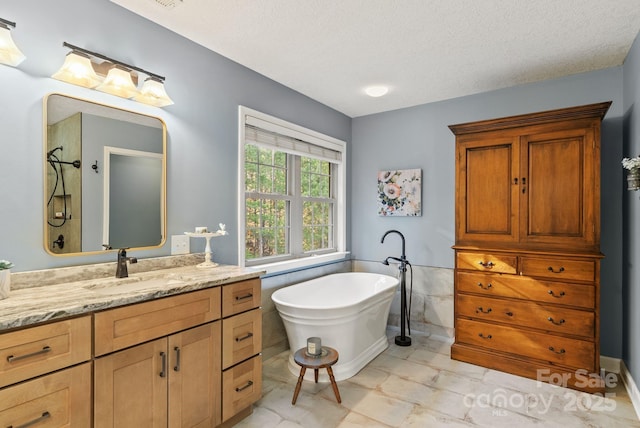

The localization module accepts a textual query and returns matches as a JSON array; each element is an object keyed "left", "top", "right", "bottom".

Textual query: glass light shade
[
  {"left": 0, "top": 26, "right": 25, "bottom": 67},
  {"left": 134, "top": 77, "right": 174, "bottom": 107},
  {"left": 52, "top": 51, "right": 102, "bottom": 88},
  {"left": 96, "top": 65, "right": 138, "bottom": 98}
]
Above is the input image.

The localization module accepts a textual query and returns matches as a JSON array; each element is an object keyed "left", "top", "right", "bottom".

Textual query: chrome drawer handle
[
  {"left": 478, "top": 261, "right": 495, "bottom": 268},
  {"left": 477, "top": 282, "right": 493, "bottom": 290},
  {"left": 7, "top": 346, "right": 51, "bottom": 363},
  {"left": 548, "top": 346, "right": 566, "bottom": 354},
  {"left": 547, "top": 266, "right": 565, "bottom": 274},
  {"left": 475, "top": 307, "right": 492, "bottom": 314},
  {"left": 236, "top": 380, "right": 253, "bottom": 392},
  {"left": 236, "top": 332, "right": 254, "bottom": 342},
  {"left": 547, "top": 317, "right": 565, "bottom": 326},
  {"left": 9, "top": 411, "right": 51, "bottom": 428},
  {"left": 548, "top": 290, "right": 565, "bottom": 298},
  {"left": 235, "top": 293, "right": 253, "bottom": 301},
  {"left": 478, "top": 333, "right": 492, "bottom": 339}
]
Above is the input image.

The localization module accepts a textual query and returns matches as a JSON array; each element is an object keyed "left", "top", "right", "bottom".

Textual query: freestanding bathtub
[{"left": 271, "top": 272, "right": 399, "bottom": 382}]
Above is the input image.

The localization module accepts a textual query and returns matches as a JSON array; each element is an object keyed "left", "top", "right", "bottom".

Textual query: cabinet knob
[
  {"left": 478, "top": 333, "right": 492, "bottom": 340},
  {"left": 475, "top": 307, "right": 492, "bottom": 314},
  {"left": 478, "top": 261, "right": 495, "bottom": 268}
]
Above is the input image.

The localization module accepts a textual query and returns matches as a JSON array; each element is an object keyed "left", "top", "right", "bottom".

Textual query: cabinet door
[
  {"left": 456, "top": 136, "right": 519, "bottom": 244},
  {"left": 94, "top": 339, "right": 168, "bottom": 428},
  {"left": 168, "top": 322, "right": 221, "bottom": 428},
  {"left": 520, "top": 127, "right": 598, "bottom": 249}
]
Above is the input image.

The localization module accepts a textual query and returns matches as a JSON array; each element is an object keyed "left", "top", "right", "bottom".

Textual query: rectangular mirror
[{"left": 44, "top": 93, "right": 166, "bottom": 255}]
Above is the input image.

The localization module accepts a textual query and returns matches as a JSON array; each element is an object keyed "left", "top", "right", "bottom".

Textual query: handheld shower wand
[{"left": 381, "top": 229, "right": 412, "bottom": 347}]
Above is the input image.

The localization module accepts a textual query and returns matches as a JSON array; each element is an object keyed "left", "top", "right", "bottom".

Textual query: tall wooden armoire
[{"left": 449, "top": 102, "right": 611, "bottom": 393}]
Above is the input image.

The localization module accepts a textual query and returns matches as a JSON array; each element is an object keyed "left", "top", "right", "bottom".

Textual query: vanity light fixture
[
  {"left": 0, "top": 17, "right": 26, "bottom": 67},
  {"left": 52, "top": 42, "right": 174, "bottom": 107}
]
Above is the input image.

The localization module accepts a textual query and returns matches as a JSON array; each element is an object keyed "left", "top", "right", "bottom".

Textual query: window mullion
[{"left": 290, "top": 155, "right": 303, "bottom": 256}]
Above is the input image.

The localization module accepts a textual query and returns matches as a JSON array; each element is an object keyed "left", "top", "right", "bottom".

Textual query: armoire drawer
[
  {"left": 519, "top": 256, "right": 596, "bottom": 282},
  {"left": 456, "top": 318, "right": 595, "bottom": 370},
  {"left": 456, "top": 271, "right": 595, "bottom": 309},
  {"left": 456, "top": 251, "right": 517, "bottom": 274},
  {"left": 222, "top": 308, "right": 262, "bottom": 369},
  {"left": 0, "top": 316, "right": 91, "bottom": 388},
  {"left": 456, "top": 294, "right": 594, "bottom": 338},
  {"left": 222, "top": 355, "right": 262, "bottom": 422}
]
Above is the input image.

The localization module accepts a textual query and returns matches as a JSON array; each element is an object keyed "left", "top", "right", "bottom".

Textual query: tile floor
[{"left": 236, "top": 328, "right": 640, "bottom": 427}]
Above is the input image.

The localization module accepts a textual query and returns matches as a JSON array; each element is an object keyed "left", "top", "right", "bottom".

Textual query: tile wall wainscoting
[{"left": 353, "top": 260, "right": 455, "bottom": 339}]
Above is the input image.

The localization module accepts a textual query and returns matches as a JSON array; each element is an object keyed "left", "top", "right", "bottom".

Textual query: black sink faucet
[{"left": 116, "top": 248, "right": 138, "bottom": 278}]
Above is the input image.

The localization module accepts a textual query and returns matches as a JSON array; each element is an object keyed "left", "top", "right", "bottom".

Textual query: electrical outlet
[{"left": 171, "top": 235, "right": 190, "bottom": 255}]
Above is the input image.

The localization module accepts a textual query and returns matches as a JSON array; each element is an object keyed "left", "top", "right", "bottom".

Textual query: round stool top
[{"left": 293, "top": 346, "right": 339, "bottom": 368}]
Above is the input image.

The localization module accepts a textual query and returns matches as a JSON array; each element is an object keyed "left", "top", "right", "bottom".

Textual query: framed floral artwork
[{"left": 377, "top": 168, "right": 422, "bottom": 216}]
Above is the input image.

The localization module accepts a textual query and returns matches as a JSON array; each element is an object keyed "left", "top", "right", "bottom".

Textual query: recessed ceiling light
[{"left": 365, "top": 85, "right": 389, "bottom": 97}]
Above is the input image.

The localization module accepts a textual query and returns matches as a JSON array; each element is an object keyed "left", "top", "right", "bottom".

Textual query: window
[{"left": 238, "top": 106, "right": 347, "bottom": 273}]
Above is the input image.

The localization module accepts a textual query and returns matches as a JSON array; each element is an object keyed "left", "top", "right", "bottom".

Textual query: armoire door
[
  {"left": 520, "top": 126, "right": 599, "bottom": 250},
  {"left": 456, "top": 136, "right": 520, "bottom": 245}
]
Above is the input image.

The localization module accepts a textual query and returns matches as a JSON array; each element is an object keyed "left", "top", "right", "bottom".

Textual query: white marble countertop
[{"left": 0, "top": 263, "right": 263, "bottom": 331}]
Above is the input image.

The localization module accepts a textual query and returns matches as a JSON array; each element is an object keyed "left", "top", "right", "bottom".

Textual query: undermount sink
[{"left": 83, "top": 276, "right": 186, "bottom": 295}]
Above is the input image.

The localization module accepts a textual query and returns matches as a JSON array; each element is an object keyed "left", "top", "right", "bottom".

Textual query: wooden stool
[{"left": 291, "top": 346, "right": 341, "bottom": 405}]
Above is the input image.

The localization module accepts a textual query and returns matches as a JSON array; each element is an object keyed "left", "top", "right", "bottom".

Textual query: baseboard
[
  {"left": 620, "top": 359, "right": 640, "bottom": 420},
  {"left": 600, "top": 355, "right": 621, "bottom": 374}
]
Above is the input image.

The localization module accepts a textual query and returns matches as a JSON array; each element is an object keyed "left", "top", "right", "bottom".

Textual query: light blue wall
[
  {"left": 0, "top": 0, "right": 351, "bottom": 271},
  {"left": 623, "top": 31, "right": 640, "bottom": 390},
  {"left": 352, "top": 68, "right": 624, "bottom": 358}
]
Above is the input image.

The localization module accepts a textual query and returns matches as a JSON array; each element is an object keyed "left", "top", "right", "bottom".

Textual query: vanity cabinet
[
  {"left": 450, "top": 102, "right": 610, "bottom": 393},
  {"left": 93, "top": 278, "right": 262, "bottom": 427},
  {"left": 94, "top": 287, "right": 222, "bottom": 427},
  {"left": 221, "top": 278, "right": 262, "bottom": 423},
  {"left": 0, "top": 316, "right": 92, "bottom": 427},
  {"left": 94, "top": 322, "right": 221, "bottom": 428}
]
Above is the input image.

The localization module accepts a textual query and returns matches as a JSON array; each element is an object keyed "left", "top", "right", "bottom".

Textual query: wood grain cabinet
[
  {"left": 221, "top": 279, "right": 262, "bottom": 424},
  {"left": 450, "top": 102, "right": 610, "bottom": 393},
  {"left": 0, "top": 316, "right": 92, "bottom": 427}
]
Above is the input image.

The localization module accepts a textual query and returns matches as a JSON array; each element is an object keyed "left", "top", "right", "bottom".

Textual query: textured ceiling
[{"left": 110, "top": 0, "right": 640, "bottom": 118}]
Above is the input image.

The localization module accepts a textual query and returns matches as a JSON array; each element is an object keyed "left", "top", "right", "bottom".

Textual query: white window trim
[{"left": 238, "top": 106, "right": 348, "bottom": 275}]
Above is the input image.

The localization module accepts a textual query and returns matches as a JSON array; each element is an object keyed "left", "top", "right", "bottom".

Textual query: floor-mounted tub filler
[{"left": 272, "top": 272, "right": 398, "bottom": 382}]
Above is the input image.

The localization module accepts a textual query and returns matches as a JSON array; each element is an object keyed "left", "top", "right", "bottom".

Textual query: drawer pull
[
  {"left": 547, "top": 266, "right": 565, "bottom": 274},
  {"left": 160, "top": 352, "right": 167, "bottom": 378},
  {"left": 475, "top": 307, "right": 492, "bottom": 314},
  {"left": 547, "top": 290, "right": 566, "bottom": 298},
  {"left": 7, "top": 346, "right": 51, "bottom": 363},
  {"left": 235, "top": 380, "right": 254, "bottom": 392},
  {"left": 174, "top": 346, "right": 181, "bottom": 372},
  {"left": 478, "top": 261, "right": 495, "bottom": 268},
  {"left": 547, "top": 317, "right": 565, "bottom": 326},
  {"left": 478, "top": 333, "right": 492, "bottom": 339},
  {"left": 477, "top": 282, "right": 492, "bottom": 290},
  {"left": 505, "top": 311, "right": 513, "bottom": 317},
  {"left": 235, "top": 293, "right": 253, "bottom": 301},
  {"left": 9, "top": 411, "right": 51, "bottom": 428},
  {"left": 548, "top": 346, "right": 566, "bottom": 355},
  {"left": 236, "top": 332, "right": 254, "bottom": 342}
]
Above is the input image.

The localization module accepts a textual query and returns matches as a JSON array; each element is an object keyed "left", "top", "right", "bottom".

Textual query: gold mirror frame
[{"left": 43, "top": 93, "right": 167, "bottom": 256}]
